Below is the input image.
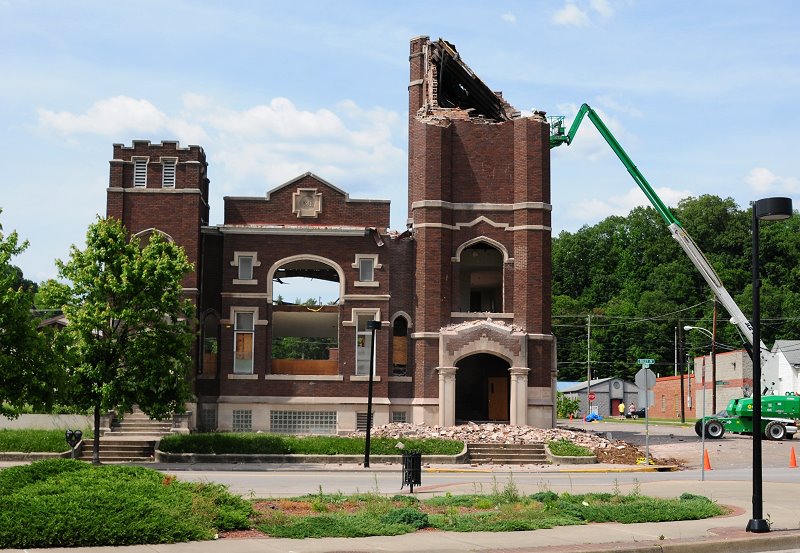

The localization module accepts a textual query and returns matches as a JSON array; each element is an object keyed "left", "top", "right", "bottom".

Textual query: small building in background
[
  {"left": 559, "top": 378, "right": 638, "bottom": 418},
  {"left": 650, "top": 374, "right": 696, "bottom": 420},
  {"left": 692, "top": 349, "right": 753, "bottom": 417},
  {"left": 762, "top": 340, "right": 800, "bottom": 396}
]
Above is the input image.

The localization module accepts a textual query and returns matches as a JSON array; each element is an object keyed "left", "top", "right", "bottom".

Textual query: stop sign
[{"left": 588, "top": 392, "right": 596, "bottom": 401}]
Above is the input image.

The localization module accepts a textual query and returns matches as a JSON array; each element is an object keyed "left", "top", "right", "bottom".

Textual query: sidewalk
[{"left": 3, "top": 461, "right": 800, "bottom": 553}]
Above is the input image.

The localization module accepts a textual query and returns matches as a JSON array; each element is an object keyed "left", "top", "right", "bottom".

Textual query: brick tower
[
  {"left": 407, "top": 37, "right": 555, "bottom": 427},
  {"left": 106, "top": 140, "right": 209, "bottom": 301}
]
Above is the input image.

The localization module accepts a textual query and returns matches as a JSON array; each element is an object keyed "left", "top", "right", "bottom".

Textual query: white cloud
[
  {"left": 595, "top": 95, "right": 642, "bottom": 118},
  {"left": 37, "top": 96, "right": 208, "bottom": 143},
  {"left": 501, "top": 13, "right": 517, "bottom": 23},
  {"left": 571, "top": 186, "right": 691, "bottom": 221},
  {"left": 744, "top": 167, "right": 800, "bottom": 193},
  {"left": 552, "top": 102, "right": 633, "bottom": 160},
  {"left": 552, "top": 0, "right": 615, "bottom": 26},
  {"left": 590, "top": 0, "right": 614, "bottom": 19},
  {"left": 35, "top": 94, "right": 405, "bottom": 197},
  {"left": 552, "top": 2, "right": 589, "bottom": 26}
]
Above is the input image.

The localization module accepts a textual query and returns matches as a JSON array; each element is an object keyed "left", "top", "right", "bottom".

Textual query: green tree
[
  {"left": 50, "top": 218, "right": 194, "bottom": 463},
  {"left": 556, "top": 392, "right": 581, "bottom": 418},
  {"left": 0, "top": 212, "right": 56, "bottom": 417}
]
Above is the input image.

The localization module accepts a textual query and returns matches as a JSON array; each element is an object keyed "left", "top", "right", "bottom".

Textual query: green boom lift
[{"left": 550, "top": 104, "right": 795, "bottom": 440}]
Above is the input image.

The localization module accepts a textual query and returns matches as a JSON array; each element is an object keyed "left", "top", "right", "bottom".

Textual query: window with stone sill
[
  {"left": 231, "top": 251, "right": 260, "bottom": 284},
  {"left": 352, "top": 254, "right": 381, "bottom": 286},
  {"left": 233, "top": 311, "right": 254, "bottom": 374}
]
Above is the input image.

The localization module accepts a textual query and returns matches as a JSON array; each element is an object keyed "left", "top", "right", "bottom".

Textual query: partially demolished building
[{"left": 106, "top": 36, "right": 555, "bottom": 432}]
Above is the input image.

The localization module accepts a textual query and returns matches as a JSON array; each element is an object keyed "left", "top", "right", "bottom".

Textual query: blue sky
[{"left": 2, "top": 0, "right": 799, "bottom": 289}]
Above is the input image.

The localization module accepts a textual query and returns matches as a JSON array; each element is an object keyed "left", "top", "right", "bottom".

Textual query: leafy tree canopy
[
  {"left": 47, "top": 218, "right": 194, "bottom": 460},
  {"left": 553, "top": 195, "right": 800, "bottom": 382},
  {"left": 0, "top": 211, "right": 56, "bottom": 417}
]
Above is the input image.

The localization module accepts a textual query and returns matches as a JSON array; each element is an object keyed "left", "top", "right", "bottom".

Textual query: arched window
[
  {"left": 392, "top": 315, "right": 409, "bottom": 376},
  {"left": 459, "top": 242, "right": 503, "bottom": 312},
  {"left": 201, "top": 311, "right": 220, "bottom": 377}
]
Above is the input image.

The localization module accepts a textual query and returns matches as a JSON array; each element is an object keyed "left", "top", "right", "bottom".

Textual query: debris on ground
[{"left": 361, "top": 422, "right": 680, "bottom": 466}]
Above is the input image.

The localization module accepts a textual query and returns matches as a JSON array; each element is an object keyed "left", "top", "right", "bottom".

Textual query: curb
[
  {"left": 564, "top": 529, "right": 800, "bottom": 553},
  {"left": 154, "top": 443, "right": 471, "bottom": 465}
]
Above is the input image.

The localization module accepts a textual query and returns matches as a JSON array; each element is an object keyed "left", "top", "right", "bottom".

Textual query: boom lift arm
[{"left": 550, "top": 103, "right": 762, "bottom": 354}]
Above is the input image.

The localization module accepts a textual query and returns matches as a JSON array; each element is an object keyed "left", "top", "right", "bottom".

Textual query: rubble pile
[{"left": 362, "top": 422, "right": 671, "bottom": 465}]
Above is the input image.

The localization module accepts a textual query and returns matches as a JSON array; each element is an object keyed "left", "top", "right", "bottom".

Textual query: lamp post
[
  {"left": 363, "top": 319, "right": 382, "bottom": 468},
  {"left": 684, "top": 325, "right": 715, "bottom": 417},
  {"left": 747, "top": 196, "right": 793, "bottom": 533}
]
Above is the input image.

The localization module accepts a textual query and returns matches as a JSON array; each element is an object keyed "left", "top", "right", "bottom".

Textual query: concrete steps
[
  {"left": 105, "top": 408, "right": 173, "bottom": 439},
  {"left": 467, "top": 443, "right": 548, "bottom": 465},
  {"left": 80, "top": 440, "right": 156, "bottom": 462},
  {"left": 78, "top": 407, "right": 173, "bottom": 462}
]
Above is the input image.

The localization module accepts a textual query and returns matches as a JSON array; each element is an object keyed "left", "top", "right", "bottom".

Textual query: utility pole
[
  {"left": 712, "top": 299, "right": 718, "bottom": 414},
  {"left": 586, "top": 314, "right": 591, "bottom": 418},
  {"left": 678, "top": 322, "right": 685, "bottom": 422}
]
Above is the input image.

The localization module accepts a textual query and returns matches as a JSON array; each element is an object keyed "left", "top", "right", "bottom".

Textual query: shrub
[
  {"left": 0, "top": 459, "right": 251, "bottom": 548},
  {"left": 158, "top": 433, "right": 463, "bottom": 456},
  {"left": 381, "top": 507, "right": 429, "bottom": 529},
  {"left": 0, "top": 429, "right": 93, "bottom": 453},
  {"left": 547, "top": 438, "right": 593, "bottom": 457}
]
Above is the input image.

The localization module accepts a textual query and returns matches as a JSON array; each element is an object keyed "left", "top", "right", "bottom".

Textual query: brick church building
[{"left": 105, "top": 37, "right": 555, "bottom": 433}]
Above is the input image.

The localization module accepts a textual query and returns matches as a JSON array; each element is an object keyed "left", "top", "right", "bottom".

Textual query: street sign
[
  {"left": 635, "top": 368, "right": 656, "bottom": 389},
  {"left": 588, "top": 392, "right": 596, "bottom": 401},
  {"left": 637, "top": 358, "right": 655, "bottom": 365},
  {"left": 635, "top": 368, "right": 657, "bottom": 408}
]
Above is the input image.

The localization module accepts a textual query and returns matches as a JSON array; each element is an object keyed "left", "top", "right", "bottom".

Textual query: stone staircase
[
  {"left": 467, "top": 443, "right": 548, "bottom": 465},
  {"left": 79, "top": 407, "right": 174, "bottom": 463},
  {"left": 80, "top": 439, "right": 157, "bottom": 463}
]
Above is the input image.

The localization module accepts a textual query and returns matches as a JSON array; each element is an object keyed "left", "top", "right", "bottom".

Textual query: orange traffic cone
[
  {"left": 790, "top": 447, "right": 797, "bottom": 468},
  {"left": 703, "top": 449, "right": 712, "bottom": 471}
]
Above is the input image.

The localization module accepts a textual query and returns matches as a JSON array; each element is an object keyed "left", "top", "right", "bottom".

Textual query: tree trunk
[{"left": 93, "top": 403, "right": 101, "bottom": 465}]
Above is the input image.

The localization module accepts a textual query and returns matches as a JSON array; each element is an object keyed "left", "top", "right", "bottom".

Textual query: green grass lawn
[
  {"left": 0, "top": 459, "right": 252, "bottom": 548},
  {"left": 547, "top": 438, "right": 593, "bottom": 456},
  {"left": 158, "top": 432, "right": 464, "bottom": 456},
  {"left": 0, "top": 429, "right": 94, "bottom": 453},
  {"left": 0, "top": 461, "right": 727, "bottom": 547},
  {"left": 253, "top": 486, "right": 727, "bottom": 538}
]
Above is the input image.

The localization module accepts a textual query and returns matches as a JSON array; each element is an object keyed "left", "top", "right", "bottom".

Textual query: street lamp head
[
  {"left": 755, "top": 197, "right": 793, "bottom": 221},
  {"left": 684, "top": 325, "right": 713, "bottom": 338}
]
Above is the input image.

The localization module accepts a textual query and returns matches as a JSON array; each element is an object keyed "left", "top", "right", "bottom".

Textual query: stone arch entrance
[
  {"left": 455, "top": 353, "right": 510, "bottom": 422},
  {"left": 436, "top": 320, "right": 530, "bottom": 427}
]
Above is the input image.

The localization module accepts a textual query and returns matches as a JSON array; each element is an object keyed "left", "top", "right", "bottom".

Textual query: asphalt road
[{"left": 561, "top": 418, "right": 800, "bottom": 470}]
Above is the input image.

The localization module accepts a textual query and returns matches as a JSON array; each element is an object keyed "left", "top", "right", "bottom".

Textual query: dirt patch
[
  {"left": 594, "top": 441, "right": 684, "bottom": 467},
  {"left": 218, "top": 528, "right": 268, "bottom": 539}
]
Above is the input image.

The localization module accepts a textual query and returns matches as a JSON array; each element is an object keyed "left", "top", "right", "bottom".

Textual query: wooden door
[{"left": 487, "top": 377, "right": 509, "bottom": 421}]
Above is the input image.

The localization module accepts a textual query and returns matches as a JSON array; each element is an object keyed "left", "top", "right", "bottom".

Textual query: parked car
[{"left": 625, "top": 407, "right": 646, "bottom": 419}]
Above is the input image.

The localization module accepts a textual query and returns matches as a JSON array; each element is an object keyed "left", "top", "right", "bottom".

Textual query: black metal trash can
[{"left": 401, "top": 451, "right": 421, "bottom": 493}]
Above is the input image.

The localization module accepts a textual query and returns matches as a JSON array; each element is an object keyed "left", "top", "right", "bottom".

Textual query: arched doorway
[{"left": 455, "top": 353, "right": 510, "bottom": 423}]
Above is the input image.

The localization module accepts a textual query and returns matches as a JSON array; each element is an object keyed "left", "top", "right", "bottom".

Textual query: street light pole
[
  {"left": 747, "top": 196, "right": 793, "bottom": 534},
  {"left": 683, "top": 325, "right": 714, "bottom": 417},
  {"left": 363, "top": 319, "right": 382, "bottom": 469}
]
